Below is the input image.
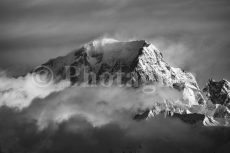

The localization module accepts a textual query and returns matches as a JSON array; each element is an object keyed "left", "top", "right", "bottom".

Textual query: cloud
[
  {"left": 149, "top": 38, "right": 194, "bottom": 68},
  {"left": 0, "top": 106, "right": 230, "bottom": 153},
  {"left": 0, "top": 70, "right": 70, "bottom": 110},
  {"left": 24, "top": 84, "right": 186, "bottom": 130}
]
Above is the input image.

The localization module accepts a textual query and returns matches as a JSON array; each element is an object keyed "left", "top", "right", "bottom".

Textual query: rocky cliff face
[
  {"left": 34, "top": 38, "right": 229, "bottom": 126},
  {"left": 203, "top": 79, "right": 230, "bottom": 107},
  {"left": 202, "top": 79, "right": 230, "bottom": 126}
]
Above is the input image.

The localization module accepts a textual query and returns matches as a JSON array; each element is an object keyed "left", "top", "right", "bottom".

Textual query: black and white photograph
[{"left": 0, "top": 0, "right": 230, "bottom": 153}]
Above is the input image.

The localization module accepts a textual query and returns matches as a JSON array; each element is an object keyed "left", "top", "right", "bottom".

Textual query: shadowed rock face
[
  {"left": 202, "top": 79, "right": 230, "bottom": 126},
  {"left": 203, "top": 79, "right": 230, "bottom": 107}
]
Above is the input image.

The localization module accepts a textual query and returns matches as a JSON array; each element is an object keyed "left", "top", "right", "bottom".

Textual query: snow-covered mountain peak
[{"left": 27, "top": 38, "right": 229, "bottom": 126}]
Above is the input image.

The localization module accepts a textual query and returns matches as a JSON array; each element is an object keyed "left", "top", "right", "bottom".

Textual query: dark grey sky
[{"left": 0, "top": 0, "right": 230, "bottom": 86}]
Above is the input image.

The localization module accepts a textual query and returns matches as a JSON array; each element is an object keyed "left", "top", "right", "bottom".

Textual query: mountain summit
[{"left": 42, "top": 38, "right": 203, "bottom": 95}]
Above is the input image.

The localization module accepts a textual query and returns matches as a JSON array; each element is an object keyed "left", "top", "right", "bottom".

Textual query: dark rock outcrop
[
  {"left": 203, "top": 79, "right": 230, "bottom": 108},
  {"left": 202, "top": 79, "right": 230, "bottom": 126}
]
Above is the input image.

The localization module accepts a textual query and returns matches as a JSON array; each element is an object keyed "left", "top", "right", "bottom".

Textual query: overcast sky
[{"left": 0, "top": 0, "right": 230, "bottom": 86}]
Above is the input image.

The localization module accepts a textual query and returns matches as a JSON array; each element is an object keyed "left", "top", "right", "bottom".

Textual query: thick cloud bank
[
  {"left": 0, "top": 106, "right": 230, "bottom": 153},
  {"left": 0, "top": 72, "right": 230, "bottom": 152},
  {"left": 0, "top": 71, "right": 70, "bottom": 110},
  {"left": 0, "top": 69, "right": 182, "bottom": 129}
]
